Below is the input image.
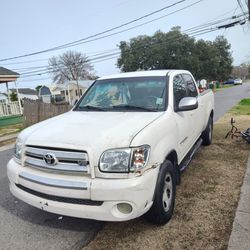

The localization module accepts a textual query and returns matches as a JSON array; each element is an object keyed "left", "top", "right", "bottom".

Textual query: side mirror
[{"left": 178, "top": 97, "right": 198, "bottom": 111}]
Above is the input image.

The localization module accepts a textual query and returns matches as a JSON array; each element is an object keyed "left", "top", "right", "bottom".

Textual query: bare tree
[
  {"left": 232, "top": 63, "right": 250, "bottom": 79},
  {"left": 48, "top": 51, "right": 94, "bottom": 97}
]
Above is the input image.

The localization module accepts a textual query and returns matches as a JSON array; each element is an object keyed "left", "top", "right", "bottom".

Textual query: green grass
[
  {"left": 231, "top": 98, "right": 250, "bottom": 115},
  {"left": 239, "top": 98, "right": 250, "bottom": 105}
]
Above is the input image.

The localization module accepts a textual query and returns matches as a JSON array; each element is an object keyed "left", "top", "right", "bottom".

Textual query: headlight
[
  {"left": 99, "top": 145, "right": 150, "bottom": 173},
  {"left": 14, "top": 138, "right": 23, "bottom": 162}
]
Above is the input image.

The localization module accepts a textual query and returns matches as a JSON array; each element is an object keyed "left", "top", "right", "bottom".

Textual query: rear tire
[
  {"left": 201, "top": 116, "right": 213, "bottom": 146},
  {"left": 145, "top": 160, "right": 176, "bottom": 225}
]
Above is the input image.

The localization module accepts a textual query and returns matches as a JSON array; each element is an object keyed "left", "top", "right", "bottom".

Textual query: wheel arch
[
  {"left": 164, "top": 150, "right": 181, "bottom": 185},
  {"left": 210, "top": 109, "right": 214, "bottom": 119}
]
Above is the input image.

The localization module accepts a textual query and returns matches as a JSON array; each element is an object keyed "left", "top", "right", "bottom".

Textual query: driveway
[{"left": 0, "top": 82, "right": 249, "bottom": 250}]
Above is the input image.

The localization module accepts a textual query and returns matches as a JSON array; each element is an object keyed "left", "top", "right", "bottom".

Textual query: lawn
[
  {"left": 231, "top": 98, "right": 250, "bottom": 115},
  {"left": 84, "top": 109, "right": 250, "bottom": 250}
]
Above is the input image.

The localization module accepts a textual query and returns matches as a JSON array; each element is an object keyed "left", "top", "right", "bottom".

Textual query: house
[
  {"left": 49, "top": 80, "right": 94, "bottom": 105},
  {"left": 37, "top": 80, "right": 94, "bottom": 105},
  {"left": 64, "top": 80, "right": 94, "bottom": 105},
  {"left": 9, "top": 88, "right": 38, "bottom": 101},
  {"left": 38, "top": 85, "right": 66, "bottom": 103},
  {"left": 49, "top": 84, "right": 66, "bottom": 103},
  {"left": 38, "top": 86, "right": 52, "bottom": 103}
]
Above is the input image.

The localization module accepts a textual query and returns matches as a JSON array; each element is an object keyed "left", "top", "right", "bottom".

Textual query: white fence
[{"left": 0, "top": 101, "right": 22, "bottom": 117}]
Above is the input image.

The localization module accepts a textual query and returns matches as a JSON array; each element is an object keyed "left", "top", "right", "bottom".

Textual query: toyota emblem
[{"left": 43, "top": 153, "right": 57, "bottom": 166}]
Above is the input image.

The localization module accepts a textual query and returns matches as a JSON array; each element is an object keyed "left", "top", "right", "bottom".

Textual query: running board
[{"left": 179, "top": 138, "right": 203, "bottom": 172}]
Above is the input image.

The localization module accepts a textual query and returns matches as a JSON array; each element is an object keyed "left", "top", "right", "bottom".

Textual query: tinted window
[
  {"left": 182, "top": 74, "right": 198, "bottom": 97},
  {"left": 173, "top": 74, "right": 186, "bottom": 109}
]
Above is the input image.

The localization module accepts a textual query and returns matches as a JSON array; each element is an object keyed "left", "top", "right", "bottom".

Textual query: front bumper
[{"left": 7, "top": 159, "right": 158, "bottom": 221}]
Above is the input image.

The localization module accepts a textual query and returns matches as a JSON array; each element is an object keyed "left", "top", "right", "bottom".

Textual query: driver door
[{"left": 172, "top": 74, "right": 194, "bottom": 160}]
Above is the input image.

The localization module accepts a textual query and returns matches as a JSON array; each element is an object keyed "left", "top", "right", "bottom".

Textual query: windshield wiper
[
  {"left": 77, "top": 105, "right": 106, "bottom": 111},
  {"left": 111, "top": 105, "right": 157, "bottom": 112}
]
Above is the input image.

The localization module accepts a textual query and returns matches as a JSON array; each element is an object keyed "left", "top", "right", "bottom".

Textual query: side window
[
  {"left": 173, "top": 74, "right": 186, "bottom": 109},
  {"left": 182, "top": 74, "right": 198, "bottom": 97}
]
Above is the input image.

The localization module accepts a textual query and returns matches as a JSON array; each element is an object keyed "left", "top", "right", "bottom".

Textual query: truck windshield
[{"left": 75, "top": 76, "right": 168, "bottom": 112}]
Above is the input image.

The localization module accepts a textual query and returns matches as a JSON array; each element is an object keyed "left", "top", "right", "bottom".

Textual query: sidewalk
[
  {"left": 0, "top": 133, "right": 18, "bottom": 147},
  {"left": 228, "top": 156, "right": 250, "bottom": 250}
]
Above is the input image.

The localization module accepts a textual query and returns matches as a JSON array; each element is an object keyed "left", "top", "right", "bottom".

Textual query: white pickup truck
[{"left": 7, "top": 70, "right": 214, "bottom": 225}]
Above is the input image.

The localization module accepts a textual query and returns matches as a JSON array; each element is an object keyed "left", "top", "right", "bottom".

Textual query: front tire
[
  {"left": 146, "top": 160, "right": 176, "bottom": 225},
  {"left": 201, "top": 116, "right": 213, "bottom": 146}
]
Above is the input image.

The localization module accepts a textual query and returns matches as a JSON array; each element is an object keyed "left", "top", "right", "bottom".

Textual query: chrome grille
[{"left": 24, "top": 146, "right": 90, "bottom": 174}]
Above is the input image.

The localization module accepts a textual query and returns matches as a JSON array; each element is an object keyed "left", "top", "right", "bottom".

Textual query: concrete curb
[{"left": 228, "top": 156, "right": 250, "bottom": 250}]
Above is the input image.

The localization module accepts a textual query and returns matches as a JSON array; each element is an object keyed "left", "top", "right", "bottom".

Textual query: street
[
  {"left": 0, "top": 151, "right": 103, "bottom": 250},
  {"left": 214, "top": 83, "right": 250, "bottom": 121},
  {"left": 0, "top": 82, "right": 249, "bottom": 250}
]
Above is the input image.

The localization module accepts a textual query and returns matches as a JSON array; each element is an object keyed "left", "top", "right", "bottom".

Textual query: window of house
[
  {"left": 75, "top": 90, "right": 78, "bottom": 96},
  {"left": 80, "top": 89, "right": 83, "bottom": 96}
]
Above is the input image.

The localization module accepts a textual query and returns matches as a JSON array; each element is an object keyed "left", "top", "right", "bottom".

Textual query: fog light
[{"left": 117, "top": 203, "right": 133, "bottom": 214}]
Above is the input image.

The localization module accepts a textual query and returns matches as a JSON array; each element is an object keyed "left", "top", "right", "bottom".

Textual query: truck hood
[{"left": 21, "top": 111, "right": 163, "bottom": 151}]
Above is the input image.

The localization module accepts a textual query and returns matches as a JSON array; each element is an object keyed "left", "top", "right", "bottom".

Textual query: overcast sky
[{"left": 0, "top": 0, "right": 249, "bottom": 91}]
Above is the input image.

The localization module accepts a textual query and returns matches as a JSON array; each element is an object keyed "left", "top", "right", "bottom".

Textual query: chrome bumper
[{"left": 19, "top": 171, "right": 88, "bottom": 190}]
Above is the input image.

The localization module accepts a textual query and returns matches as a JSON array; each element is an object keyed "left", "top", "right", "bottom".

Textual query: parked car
[
  {"left": 224, "top": 79, "right": 235, "bottom": 84},
  {"left": 234, "top": 78, "right": 243, "bottom": 85},
  {"left": 7, "top": 70, "right": 214, "bottom": 225}
]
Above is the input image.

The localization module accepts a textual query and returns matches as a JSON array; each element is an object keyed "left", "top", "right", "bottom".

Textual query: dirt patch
[
  {"left": 0, "top": 123, "right": 23, "bottom": 137},
  {"left": 85, "top": 113, "right": 250, "bottom": 250}
]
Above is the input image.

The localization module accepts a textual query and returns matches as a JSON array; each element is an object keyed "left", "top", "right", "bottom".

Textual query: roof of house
[
  {"left": 0, "top": 67, "right": 20, "bottom": 83},
  {"left": 0, "top": 67, "right": 19, "bottom": 76},
  {"left": 65, "top": 80, "right": 95, "bottom": 88},
  {"left": 10, "top": 88, "right": 37, "bottom": 95},
  {"left": 39, "top": 86, "right": 51, "bottom": 96}
]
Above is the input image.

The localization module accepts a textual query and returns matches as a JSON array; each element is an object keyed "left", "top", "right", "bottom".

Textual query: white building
[
  {"left": 42, "top": 80, "right": 94, "bottom": 105},
  {"left": 9, "top": 88, "right": 38, "bottom": 100}
]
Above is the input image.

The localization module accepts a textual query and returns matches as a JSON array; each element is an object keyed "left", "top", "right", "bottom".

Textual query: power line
[
  {"left": 16, "top": 12, "right": 249, "bottom": 79},
  {"left": 0, "top": 0, "right": 187, "bottom": 62},
  {"left": 11, "top": 51, "right": 120, "bottom": 73},
  {"left": 16, "top": 13, "right": 246, "bottom": 75},
  {"left": 18, "top": 21, "right": 244, "bottom": 79},
  {"left": 19, "top": 53, "right": 121, "bottom": 78},
  {"left": 0, "top": 48, "right": 119, "bottom": 66},
  {"left": 4, "top": 0, "right": 208, "bottom": 73},
  {"left": 3, "top": 4, "right": 239, "bottom": 70}
]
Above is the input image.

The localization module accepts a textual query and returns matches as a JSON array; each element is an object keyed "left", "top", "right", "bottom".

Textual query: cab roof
[{"left": 98, "top": 70, "right": 191, "bottom": 80}]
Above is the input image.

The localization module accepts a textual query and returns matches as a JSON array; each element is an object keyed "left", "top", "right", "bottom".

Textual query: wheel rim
[{"left": 162, "top": 173, "right": 173, "bottom": 212}]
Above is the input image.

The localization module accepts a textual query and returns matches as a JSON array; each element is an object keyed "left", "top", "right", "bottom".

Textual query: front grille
[
  {"left": 16, "top": 184, "right": 103, "bottom": 206},
  {"left": 24, "top": 145, "right": 90, "bottom": 174}
]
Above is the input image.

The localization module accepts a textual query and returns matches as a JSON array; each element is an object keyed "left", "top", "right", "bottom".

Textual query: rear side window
[
  {"left": 173, "top": 74, "right": 186, "bottom": 109},
  {"left": 182, "top": 74, "right": 198, "bottom": 97}
]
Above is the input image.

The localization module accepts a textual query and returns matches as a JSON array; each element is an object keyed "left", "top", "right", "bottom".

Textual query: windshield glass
[{"left": 75, "top": 76, "right": 168, "bottom": 112}]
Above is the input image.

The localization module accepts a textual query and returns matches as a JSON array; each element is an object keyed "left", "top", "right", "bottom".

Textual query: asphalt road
[
  {"left": 0, "top": 148, "right": 103, "bottom": 250},
  {"left": 0, "top": 82, "right": 249, "bottom": 250},
  {"left": 214, "top": 82, "right": 250, "bottom": 121}
]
